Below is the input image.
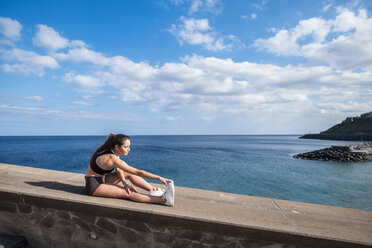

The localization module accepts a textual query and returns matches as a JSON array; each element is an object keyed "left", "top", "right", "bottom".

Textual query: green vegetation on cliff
[
  {"left": 300, "top": 112, "right": 372, "bottom": 141},
  {"left": 322, "top": 112, "right": 372, "bottom": 134}
]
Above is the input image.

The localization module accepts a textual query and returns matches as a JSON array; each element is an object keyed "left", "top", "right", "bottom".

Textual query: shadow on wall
[{"left": 25, "top": 181, "right": 86, "bottom": 195}]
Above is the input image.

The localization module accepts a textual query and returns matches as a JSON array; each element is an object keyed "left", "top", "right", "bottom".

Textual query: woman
[{"left": 85, "top": 133, "right": 174, "bottom": 206}]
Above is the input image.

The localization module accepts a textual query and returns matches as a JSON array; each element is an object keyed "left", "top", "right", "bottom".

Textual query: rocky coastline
[
  {"left": 300, "top": 133, "right": 372, "bottom": 141},
  {"left": 293, "top": 144, "right": 372, "bottom": 162}
]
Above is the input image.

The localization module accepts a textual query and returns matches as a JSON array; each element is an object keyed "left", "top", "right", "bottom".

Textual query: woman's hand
[
  {"left": 124, "top": 185, "right": 137, "bottom": 194},
  {"left": 158, "top": 176, "right": 173, "bottom": 186}
]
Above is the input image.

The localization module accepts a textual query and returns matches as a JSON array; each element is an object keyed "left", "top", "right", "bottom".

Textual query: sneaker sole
[{"left": 169, "top": 183, "right": 175, "bottom": 206}]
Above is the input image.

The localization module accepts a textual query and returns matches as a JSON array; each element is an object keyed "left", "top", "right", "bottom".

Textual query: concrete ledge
[{"left": 0, "top": 163, "right": 371, "bottom": 247}]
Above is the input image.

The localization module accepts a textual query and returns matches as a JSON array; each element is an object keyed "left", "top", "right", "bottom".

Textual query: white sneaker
[
  {"left": 149, "top": 188, "right": 165, "bottom": 197},
  {"left": 162, "top": 182, "right": 175, "bottom": 206}
]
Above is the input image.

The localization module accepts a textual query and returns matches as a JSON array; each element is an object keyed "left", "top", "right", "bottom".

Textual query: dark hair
[{"left": 89, "top": 133, "right": 130, "bottom": 164}]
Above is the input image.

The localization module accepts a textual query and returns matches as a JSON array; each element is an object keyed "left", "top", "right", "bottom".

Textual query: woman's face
[{"left": 116, "top": 139, "right": 131, "bottom": 156}]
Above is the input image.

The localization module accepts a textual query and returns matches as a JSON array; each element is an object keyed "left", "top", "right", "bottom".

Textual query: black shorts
[{"left": 85, "top": 176, "right": 104, "bottom": 195}]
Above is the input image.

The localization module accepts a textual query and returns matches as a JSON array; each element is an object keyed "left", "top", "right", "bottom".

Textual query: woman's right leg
[{"left": 93, "top": 184, "right": 166, "bottom": 204}]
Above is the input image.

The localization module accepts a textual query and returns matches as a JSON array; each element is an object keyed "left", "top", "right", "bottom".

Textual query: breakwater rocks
[{"left": 293, "top": 144, "right": 372, "bottom": 162}]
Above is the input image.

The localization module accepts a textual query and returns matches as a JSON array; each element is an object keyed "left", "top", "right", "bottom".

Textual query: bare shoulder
[
  {"left": 111, "top": 155, "right": 128, "bottom": 166},
  {"left": 96, "top": 153, "right": 118, "bottom": 167}
]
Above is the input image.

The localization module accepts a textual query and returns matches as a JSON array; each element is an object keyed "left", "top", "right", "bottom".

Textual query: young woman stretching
[{"left": 85, "top": 133, "right": 174, "bottom": 206}]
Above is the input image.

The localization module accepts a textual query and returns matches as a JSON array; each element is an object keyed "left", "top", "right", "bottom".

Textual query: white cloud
[
  {"left": 82, "top": 95, "right": 93, "bottom": 99},
  {"left": 63, "top": 72, "right": 104, "bottom": 88},
  {"left": 322, "top": 0, "right": 335, "bottom": 12},
  {"left": 166, "top": 116, "right": 184, "bottom": 121},
  {"left": 0, "top": 17, "right": 22, "bottom": 41},
  {"left": 1, "top": 48, "right": 59, "bottom": 76},
  {"left": 53, "top": 47, "right": 370, "bottom": 120},
  {"left": 255, "top": 17, "right": 330, "bottom": 56},
  {"left": 73, "top": 101, "right": 93, "bottom": 106},
  {"left": 251, "top": 13, "right": 257, "bottom": 19},
  {"left": 25, "top": 96, "right": 43, "bottom": 101},
  {"left": 0, "top": 104, "right": 47, "bottom": 112},
  {"left": 189, "top": 0, "right": 203, "bottom": 13},
  {"left": 169, "top": 17, "right": 241, "bottom": 51},
  {"left": 252, "top": 0, "right": 269, "bottom": 10},
  {"left": 201, "top": 116, "right": 215, "bottom": 122},
  {"left": 58, "top": 51, "right": 366, "bottom": 120},
  {"left": 0, "top": 104, "right": 140, "bottom": 121},
  {"left": 55, "top": 47, "right": 110, "bottom": 66},
  {"left": 33, "top": 24, "right": 69, "bottom": 51},
  {"left": 316, "top": 101, "right": 372, "bottom": 115},
  {"left": 254, "top": 8, "right": 372, "bottom": 70},
  {"left": 171, "top": 0, "right": 184, "bottom": 4},
  {"left": 191, "top": 0, "right": 221, "bottom": 13},
  {"left": 69, "top": 40, "right": 86, "bottom": 48},
  {"left": 31, "top": 24, "right": 88, "bottom": 53},
  {"left": 109, "top": 56, "right": 155, "bottom": 79},
  {"left": 171, "top": 0, "right": 221, "bottom": 14}
]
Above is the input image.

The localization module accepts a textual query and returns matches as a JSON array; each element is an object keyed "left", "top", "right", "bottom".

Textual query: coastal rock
[{"left": 293, "top": 144, "right": 372, "bottom": 162}]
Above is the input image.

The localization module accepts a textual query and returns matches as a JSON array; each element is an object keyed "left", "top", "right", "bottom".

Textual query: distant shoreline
[
  {"left": 0, "top": 134, "right": 302, "bottom": 137},
  {"left": 300, "top": 133, "right": 372, "bottom": 141}
]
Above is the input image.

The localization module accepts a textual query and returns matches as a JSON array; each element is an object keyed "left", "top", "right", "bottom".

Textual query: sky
[{"left": 0, "top": 0, "right": 371, "bottom": 135}]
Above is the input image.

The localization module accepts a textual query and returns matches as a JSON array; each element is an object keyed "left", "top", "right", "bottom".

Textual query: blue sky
[{"left": 1, "top": 0, "right": 371, "bottom": 135}]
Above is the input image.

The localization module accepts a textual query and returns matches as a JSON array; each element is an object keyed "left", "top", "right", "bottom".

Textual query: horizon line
[{"left": 0, "top": 134, "right": 305, "bottom": 137}]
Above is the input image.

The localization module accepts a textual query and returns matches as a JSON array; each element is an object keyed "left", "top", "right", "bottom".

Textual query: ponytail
[{"left": 89, "top": 133, "right": 130, "bottom": 164}]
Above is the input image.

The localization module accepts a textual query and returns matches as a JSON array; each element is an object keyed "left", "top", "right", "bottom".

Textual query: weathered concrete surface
[{"left": 0, "top": 163, "right": 371, "bottom": 247}]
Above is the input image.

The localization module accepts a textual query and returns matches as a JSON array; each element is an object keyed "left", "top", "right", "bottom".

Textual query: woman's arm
[
  {"left": 116, "top": 167, "right": 128, "bottom": 186},
  {"left": 116, "top": 167, "right": 138, "bottom": 193},
  {"left": 112, "top": 156, "right": 172, "bottom": 185}
]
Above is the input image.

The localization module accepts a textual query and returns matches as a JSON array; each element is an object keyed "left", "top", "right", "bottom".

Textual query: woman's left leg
[
  {"left": 126, "top": 173, "right": 157, "bottom": 191},
  {"left": 103, "top": 172, "right": 121, "bottom": 185},
  {"left": 104, "top": 171, "right": 157, "bottom": 192}
]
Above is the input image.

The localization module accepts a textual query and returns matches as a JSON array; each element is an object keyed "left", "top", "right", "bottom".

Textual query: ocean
[{"left": 0, "top": 135, "right": 371, "bottom": 211}]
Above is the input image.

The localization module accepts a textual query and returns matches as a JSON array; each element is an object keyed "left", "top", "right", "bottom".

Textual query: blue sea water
[{"left": 0, "top": 135, "right": 371, "bottom": 211}]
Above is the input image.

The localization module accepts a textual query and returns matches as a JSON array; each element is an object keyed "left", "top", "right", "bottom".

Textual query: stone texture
[
  {"left": 178, "top": 230, "right": 205, "bottom": 241},
  {"left": 40, "top": 214, "right": 55, "bottom": 228},
  {"left": 116, "top": 226, "right": 139, "bottom": 243},
  {"left": 96, "top": 217, "right": 117, "bottom": 234},
  {"left": 91, "top": 223, "right": 116, "bottom": 240},
  {"left": 139, "top": 232, "right": 155, "bottom": 246},
  {"left": 0, "top": 201, "right": 18, "bottom": 212},
  {"left": 71, "top": 215, "right": 92, "bottom": 231},
  {"left": 17, "top": 203, "right": 32, "bottom": 213},
  {"left": 153, "top": 231, "right": 175, "bottom": 243},
  {"left": 71, "top": 226, "right": 89, "bottom": 242},
  {"left": 173, "top": 238, "right": 193, "bottom": 248},
  {"left": 125, "top": 220, "right": 152, "bottom": 232},
  {"left": 56, "top": 210, "right": 71, "bottom": 220}
]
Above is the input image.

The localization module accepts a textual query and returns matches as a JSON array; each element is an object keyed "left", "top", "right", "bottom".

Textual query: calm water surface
[{"left": 0, "top": 135, "right": 371, "bottom": 210}]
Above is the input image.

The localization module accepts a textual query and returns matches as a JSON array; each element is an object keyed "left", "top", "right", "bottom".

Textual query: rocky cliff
[{"left": 300, "top": 112, "right": 372, "bottom": 141}]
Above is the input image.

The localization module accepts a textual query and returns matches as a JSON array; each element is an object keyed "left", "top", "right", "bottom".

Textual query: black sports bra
[{"left": 90, "top": 149, "right": 115, "bottom": 175}]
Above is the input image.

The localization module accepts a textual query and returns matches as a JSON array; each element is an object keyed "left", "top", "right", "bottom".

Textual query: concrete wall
[
  {"left": 1, "top": 164, "right": 371, "bottom": 248},
  {"left": 1, "top": 191, "right": 291, "bottom": 248}
]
